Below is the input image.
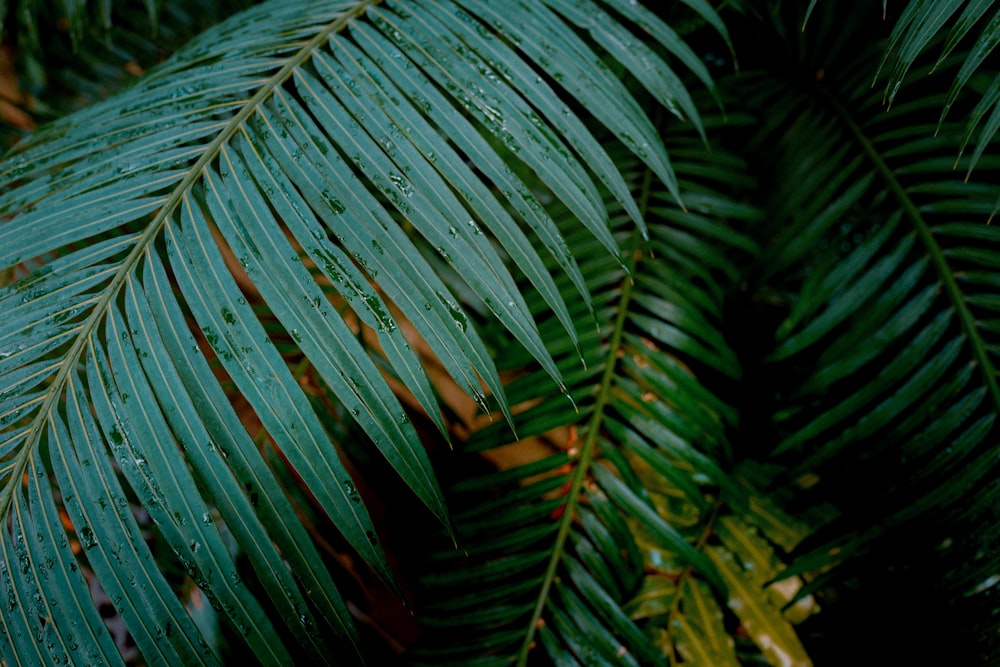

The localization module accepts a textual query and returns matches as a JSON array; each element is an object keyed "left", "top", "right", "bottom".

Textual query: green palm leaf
[
  {"left": 412, "top": 119, "right": 814, "bottom": 666},
  {"left": 0, "top": 0, "right": 261, "bottom": 151},
  {"left": 0, "top": 0, "right": 716, "bottom": 662},
  {"left": 802, "top": 1, "right": 1000, "bottom": 175},
  {"left": 876, "top": 0, "right": 1000, "bottom": 174},
  {"left": 735, "top": 3, "right": 1000, "bottom": 657},
  {"left": 5, "top": 0, "right": 999, "bottom": 663}
]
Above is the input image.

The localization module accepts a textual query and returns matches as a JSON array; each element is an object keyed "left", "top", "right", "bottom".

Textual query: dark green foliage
[{"left": 0, "top": 1, "right": 998, "bottom": 665}]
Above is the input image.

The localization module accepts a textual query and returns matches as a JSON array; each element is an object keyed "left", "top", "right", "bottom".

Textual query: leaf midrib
[
  {"left": 825, "top": 89, "right": 1000, "bottom": 416},
  {"left": 0, "top": 0, "right": 384, "bottom": 521},
  {"left": 514, "top": 166, "right": 655, "bottom": 666}
]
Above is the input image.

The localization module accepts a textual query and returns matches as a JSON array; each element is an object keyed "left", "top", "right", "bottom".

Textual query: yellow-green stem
[
  {"left": 0, "top": 0, "right": 383, "bottom": 522},
  {"left": 515, "top": 162, "right": 657, "bottom": 666},
  {"left": 825, "top": 90, "right": 1000, "bottom": 415}
]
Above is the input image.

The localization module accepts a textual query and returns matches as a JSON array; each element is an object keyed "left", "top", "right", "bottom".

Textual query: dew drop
[
  {"left": 343, "top": 480, "right": 361, "bottom": 503},
  {"left": 78, "top": 527, "right": 96, "bottom": 550}
]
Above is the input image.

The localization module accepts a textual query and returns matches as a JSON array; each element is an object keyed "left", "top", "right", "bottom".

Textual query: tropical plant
[
  {"left": 0, "top": 0, "right": 260, "bottom": 148},
  {"left": 0, "top": 1, "right": 997, "bottom": 666}
]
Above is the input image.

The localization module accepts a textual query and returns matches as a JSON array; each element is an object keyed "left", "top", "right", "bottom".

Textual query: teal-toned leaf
[
  {"left": 165, "top": 194, "right": 398, "bottom": 584},
  {"left": 0, "top": 456, "right": 126, "bottom": 667},
  {"left": 459, "top": 0, "right": 685, "bottom": 211},
  {"left": 90, "top": 321, "right": 285, "bottom": 665},
  {"left": 206, "top": 153, "right": 448, "bottom": 524},
  {"left": 544, "top": 0, "right": 705, "bottom": 141},
  {"left": 938, "top": 7, "right": 1000, "bottom": 125},
  {"left": 122, "top": 279, "right": 347, "bottom": 659},
  {"left": 600, "top": 0, "right": 724, "bottom": 103},
  {"left": 54, "top": 381, "right": 219, "bottom": 665},
  {"left": 244, "top": 82, "right": 509, "bottom": 422}
]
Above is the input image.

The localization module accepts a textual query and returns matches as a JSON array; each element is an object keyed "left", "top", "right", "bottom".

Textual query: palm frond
[
  {"left": 0, "top": 0, "right": 717, "bottom": 662},
  {"left": 0, "top": 0, "right": 259, "bottom": 149},
  {"left": 734, "top": 5, "right": 1000, "bottom": 658},
  {"left": 19, "top": 2, "right": 258, "bottom": 108},
  {"left": 876, "top": 0, "right": 1000, "bottom": 174},
  {"left": 411, "top": 116, "right": 816, "bottom": 667},
  {"left": 801, "top": 0, "right": 1000, "bottom": 174}
]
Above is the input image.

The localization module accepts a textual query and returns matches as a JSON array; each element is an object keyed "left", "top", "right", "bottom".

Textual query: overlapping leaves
[
  {"left": 876, "top": 0, "right": 1000, "bottom": 174},
  {"left": 412, "top": 125, "right": 814, "bottom": 667},
  {"left": 3, "top": 0, "right": 999, "bottom": 664},
  {"left": 735, "top": 5, "right": 1000, "bottom": 658},
  {"left": 0, "top": 0, "right": 722, "bottom": 663},
  {"left": 809, "top": 0, "right": 1000, "bottom": 174}
]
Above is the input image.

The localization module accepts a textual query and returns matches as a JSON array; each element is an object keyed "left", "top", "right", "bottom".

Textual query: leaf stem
[
  {"left": 0, "top": 0, "right": 384, "bottom": 522},
  {"left": 515, "top": 160, "right": 656, "bottom": 666},
  {"left": 826, "top": 91, "right": 1000, "bottom": 415}
]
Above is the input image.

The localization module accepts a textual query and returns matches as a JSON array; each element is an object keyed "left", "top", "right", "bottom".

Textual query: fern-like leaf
[
  {"left": 877, "top": 0, "right": 1000, "bottom": 174},
  {"left": 0, "top": 0, "right": 715, "bottom": 663},
  {"left": 736, "top": 4, "right": 1000, "bottom": 658},
  {"left": 412, "top": 117, "right": 814, "bottom": 667}
]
